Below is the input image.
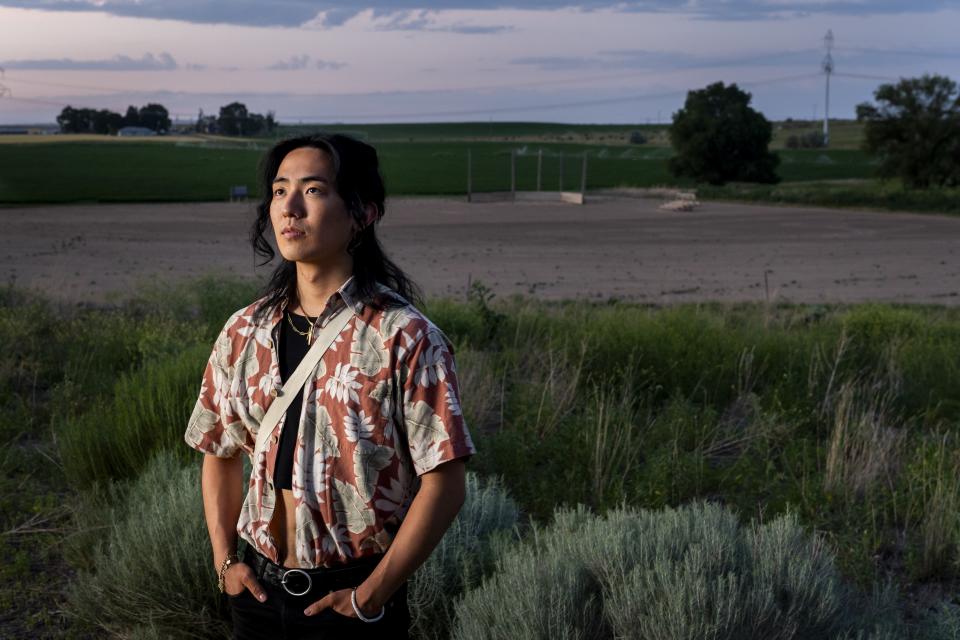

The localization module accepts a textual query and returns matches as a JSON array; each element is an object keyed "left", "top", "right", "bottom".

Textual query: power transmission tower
[
  {"left": 822, "top": 30, "right": 834, "bottom": 146},
  {"left": 0, "top": 67, "right": 11, "bottom": 99}
]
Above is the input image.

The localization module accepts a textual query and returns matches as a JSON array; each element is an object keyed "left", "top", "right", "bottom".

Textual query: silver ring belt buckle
[{"left": 280, "top": 568, "right": 313, "bottom": 596}]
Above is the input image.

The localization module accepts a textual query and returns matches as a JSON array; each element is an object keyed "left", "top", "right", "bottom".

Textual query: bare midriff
[{"left": 269, "top": 488, "right": 301, "bottom": 568}]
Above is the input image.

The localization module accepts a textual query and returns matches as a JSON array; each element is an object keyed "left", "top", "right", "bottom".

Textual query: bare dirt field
[{"left": 2, "top": 196, "right": 958, "bottom": 306}]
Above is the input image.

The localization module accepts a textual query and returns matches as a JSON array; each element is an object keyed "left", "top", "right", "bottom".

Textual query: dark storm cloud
[
  {"left": 0, "top": 1, "right": 953, "bottom": 28},
  {"left": 0, "top": 51, "right": 177, "bottom": 71}
]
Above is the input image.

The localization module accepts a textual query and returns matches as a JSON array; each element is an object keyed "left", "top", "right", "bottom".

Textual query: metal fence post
[
  {"left": 580, "top": 152, "right": 588, "bottom": 197},
  {"left": 559, "top": 152, "right": 564, "bottom": 192},
  {"left": 536, "top": 148, "right": 543, "bottom": 192}
]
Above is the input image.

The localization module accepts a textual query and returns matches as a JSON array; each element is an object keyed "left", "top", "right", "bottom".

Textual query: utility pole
[
  {"left": 0, "top": 67, "right": 11, "bottom": 99},
  {"left": 822, "top": 29, "right": 834, "bottom": 146}
]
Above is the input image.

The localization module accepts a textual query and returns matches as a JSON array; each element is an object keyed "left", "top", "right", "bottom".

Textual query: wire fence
[{"left": 464, "top": 146, "right": 681, "bottom": 200}]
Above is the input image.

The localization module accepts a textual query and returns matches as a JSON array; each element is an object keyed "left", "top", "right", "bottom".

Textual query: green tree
[
  {"left": 217, "top": 101, "right": 250, "bottom": 136},
  {"left": 122, "top": 105, "right": 140, "bottom": 127},
  {"left": 856, "top": 73, "right": 960, "bottom": 188},
  {"left": 57, "top": 106, "right": 85, "bottom": 133},
  {"left": 668, "top": 81, "right": 780, "bottom": 185},
  {"left": 56, "top": 106, "right": 123, "bottom": 134},
  {"left": 216, "top": 102, "right": 276, "bottom": 137},
  {"left": 137, "top": 103, "right": 171, "bottom": 133},
  {"left": 91, "top": 109, "right": 124, "bottom": 135}
]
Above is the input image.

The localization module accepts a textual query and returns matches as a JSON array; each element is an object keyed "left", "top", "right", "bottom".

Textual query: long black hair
[{"left": 250, "top": 133, "right": 422, "bottom": 323}]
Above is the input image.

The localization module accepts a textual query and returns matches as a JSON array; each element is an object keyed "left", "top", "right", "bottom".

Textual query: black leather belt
[{"left": 242, "top": 545, "right": 384, "bottom": 598}]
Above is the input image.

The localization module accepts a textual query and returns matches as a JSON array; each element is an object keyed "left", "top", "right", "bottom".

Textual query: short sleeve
[
  {"left": 184, "top": 324, "right": 244, "bottom": 458},
  {"left": 400, "top": 328, "right": 477, "bottom": 476}
]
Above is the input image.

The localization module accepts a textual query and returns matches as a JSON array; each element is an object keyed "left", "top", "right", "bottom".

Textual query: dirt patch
[{"left": 2, "top": 197, "right": 958, "bottom": 306}]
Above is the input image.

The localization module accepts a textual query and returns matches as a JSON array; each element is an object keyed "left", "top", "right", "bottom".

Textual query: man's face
[{"left": 269, "top": 146, "right": 356, "bottom": 266}]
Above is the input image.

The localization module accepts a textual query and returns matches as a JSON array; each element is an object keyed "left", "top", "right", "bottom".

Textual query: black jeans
[{"left": 228, "top": 546, "right": 410, "bottom": 640}]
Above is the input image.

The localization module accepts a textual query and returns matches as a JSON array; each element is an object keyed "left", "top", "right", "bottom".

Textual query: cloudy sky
[{"left": 0, "top": 0, "right": 958, "bottom": 125}]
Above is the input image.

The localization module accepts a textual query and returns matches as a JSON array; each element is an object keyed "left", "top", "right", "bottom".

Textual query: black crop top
[{"left": 272, "top": 310, "right": 312, "bottom": 491}]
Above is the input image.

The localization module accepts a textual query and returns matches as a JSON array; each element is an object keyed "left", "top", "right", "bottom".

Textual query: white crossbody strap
[{"left": 254, "top": 305, "right": 353, "bottom": 456}]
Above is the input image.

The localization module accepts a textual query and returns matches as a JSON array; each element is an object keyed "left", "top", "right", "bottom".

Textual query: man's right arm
[{"left": 201, "top": 453, "right": 267, "bottom": 601}]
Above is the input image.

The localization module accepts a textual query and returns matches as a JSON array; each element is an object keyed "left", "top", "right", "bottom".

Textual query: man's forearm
[
  {"left": 201, "top": 453, "right": 245, "bottom": 570},
  {"left": 355, "top": 460, "right": 466, "bottom": 612}
]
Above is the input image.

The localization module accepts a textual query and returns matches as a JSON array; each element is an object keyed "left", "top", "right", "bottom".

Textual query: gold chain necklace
[{"left": 286, "top": 310, "right": 320, "bottom": 344}]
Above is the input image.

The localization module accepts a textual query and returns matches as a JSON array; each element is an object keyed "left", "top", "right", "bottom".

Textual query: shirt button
[
  {"left": 266, "top": 339, "right": 274, "bottom": 349},
  {"left": 271, "top": 434, "right": 279, "bottom": 445},
  {"left": 270, "top": 389, "right": 278, "bottom": 398}
]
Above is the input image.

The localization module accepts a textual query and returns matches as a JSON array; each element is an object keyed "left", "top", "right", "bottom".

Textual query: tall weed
[
  {"left": 55, "top": 342, "right": 209, "bottom": 487},
  {"left": 824, "top": 379, "right": 904, "bottom": 501},
  {"left": 903, "top": 431, "right": 960, "bottom": 580}
]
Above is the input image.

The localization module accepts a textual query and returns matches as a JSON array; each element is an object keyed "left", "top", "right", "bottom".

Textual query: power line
[
  {"left": 0, "top": 48, "right": 824, "bottom": 99},
  {"left": 0, "top": 48, "right": 832, "bottom": 100},
  {"left": 834, "top": 71, "right": 901, "bottom": 82},
  {"left": 1, "top": 40, "right": 950, "bottom": 111},
  {"left": 0, "top": 69, "right": 823, "bottom": 122},
  {"left": 276, "top": 72, "right": 822, "bottom": 121},
  {"left": 2, "top": 95, "right": 73, "bottom": 107},
  {"left": 0, "top": 75, "right": 133, "bottom": 94},
  {"left": 834, "top": 45, "right": 960, "bottom": 59}
]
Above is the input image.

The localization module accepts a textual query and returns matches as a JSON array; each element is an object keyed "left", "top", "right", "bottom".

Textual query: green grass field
[
  {"left": 2, "top": 119, "right": 954, "bottom": 215},
  {"left": 0, "top": 135, "right": 876, "bottom": 202}
]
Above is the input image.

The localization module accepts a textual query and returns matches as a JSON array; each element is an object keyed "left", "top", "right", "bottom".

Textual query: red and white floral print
[{"left": 184, "top": 277, "right": 476, "bottom": 568}]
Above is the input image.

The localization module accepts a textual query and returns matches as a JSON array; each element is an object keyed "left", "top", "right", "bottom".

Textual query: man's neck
[{"left": 293, "top": 259, "right": 353, "bottom": 316}]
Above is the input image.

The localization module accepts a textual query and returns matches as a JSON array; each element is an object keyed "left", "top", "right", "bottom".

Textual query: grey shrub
[
  {"left": 66, "top": 450, "right": 227, "bottom": 639},
  {"left": 453, "top": 502, "right": 895, "bottom": 640},
  {"left": 409, "top": 472, "right": 521, "bottom": 640}
]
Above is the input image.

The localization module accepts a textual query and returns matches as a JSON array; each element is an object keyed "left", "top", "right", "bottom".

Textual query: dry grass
[
  {"left": 587, "top": 385, "right": 649, "bottom": 506},
  {"left": 456, "top": 348, "right": 504, "bottom": 434},
  {"left": 807, "top": 328, "right": 852, "bottom": 423},
  {"left": 913, "top": 432, "right": 960, "bottom": 580},
  {"left": 506, "top": 338, "right": 586, "bottom": 439},
  {"left": 824, "top": 379, "right": 905, "bottom": 500}
]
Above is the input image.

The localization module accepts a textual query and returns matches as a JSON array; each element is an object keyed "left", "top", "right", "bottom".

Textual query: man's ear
[{"left": 361, "top": 203, "right": 378, "bottom": 227}]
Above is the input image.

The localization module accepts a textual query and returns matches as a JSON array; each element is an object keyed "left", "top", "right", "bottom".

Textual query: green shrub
[
  {"left": 56, "top": 341, "right": 209, "bottom": 487},
  {"left": 126, "top": 274, "right": 260, "bottom": 337},
  {"left": 452, "top": 502, "right": 897, "bottom": 640},
  {"left": 409, "top": 473, "right": 521, "bottom": 640},
  {"left": 66, "top": 450, "right": 228, "bottom": 639}
]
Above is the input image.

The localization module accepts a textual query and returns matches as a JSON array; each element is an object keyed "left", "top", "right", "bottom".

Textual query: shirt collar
[
  {"left": 337, "top": 275, "right": 364, "bottom": 316},
  {"left": 270, "top": 274, "right": 363, "bottom": 328}
]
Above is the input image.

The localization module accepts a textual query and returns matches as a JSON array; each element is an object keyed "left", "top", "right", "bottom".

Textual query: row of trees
[
  {"left": 668, "top": 73, "right": 960, "bottom": 189},
  {"left": 56, "top": 101, "right": 276, "bottom": 137},
  {"left": 195, "top": 102, "right": 277, "bottom": 136},
  {"left": 57, "top": 103, "right": 171, "bottom": 135}
]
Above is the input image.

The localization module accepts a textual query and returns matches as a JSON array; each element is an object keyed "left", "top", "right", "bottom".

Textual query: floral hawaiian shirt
[{"left": 184, "top": 276, "right": 476, "bottom": 568}]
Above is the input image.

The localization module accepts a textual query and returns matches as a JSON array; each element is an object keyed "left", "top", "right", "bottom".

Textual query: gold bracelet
[{"left": 217, "top": 554, "right": 240, "bottom": 593}]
